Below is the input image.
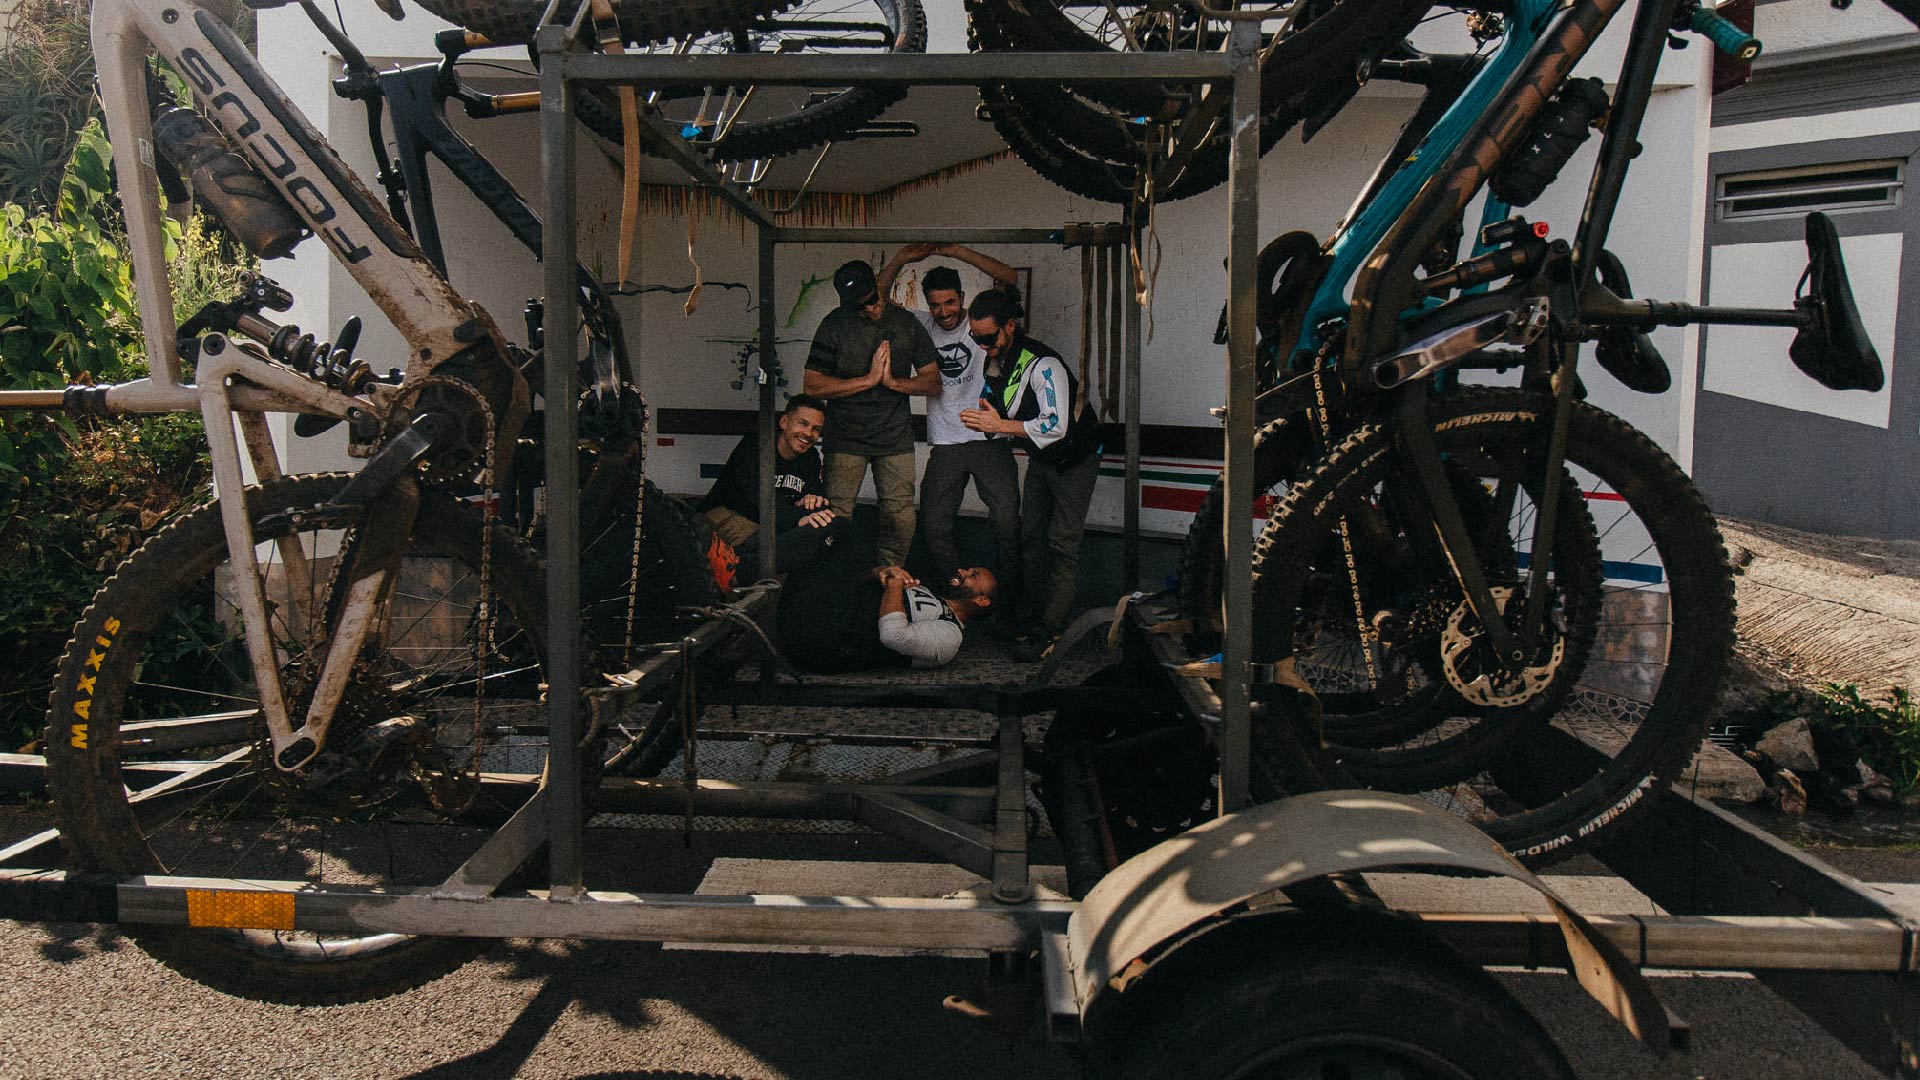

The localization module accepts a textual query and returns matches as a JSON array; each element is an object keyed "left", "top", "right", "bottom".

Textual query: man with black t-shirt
[
  {"left": 804, "top": 259, "right": 940, "bottom": 568},
  {"left": 696, "top": 394, "right": 845, "bottom": 576}
]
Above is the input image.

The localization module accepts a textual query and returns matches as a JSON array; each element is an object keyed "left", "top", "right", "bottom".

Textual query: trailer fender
[{"left": 1064, "top": 790, "right": 1672, "bottom": 1048}]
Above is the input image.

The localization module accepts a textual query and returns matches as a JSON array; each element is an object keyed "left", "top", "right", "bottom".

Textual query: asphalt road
[{"left": 0, "top": 819, "right": 1903, "bottom": 1080}]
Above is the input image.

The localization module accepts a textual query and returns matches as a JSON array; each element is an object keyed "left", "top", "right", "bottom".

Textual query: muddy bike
[
  {"left": 30, "top": 0, "right": 811, "bottom": 1004},
  {"left": 1169, "top": 0, "right": 1909, "bottom": 862}
]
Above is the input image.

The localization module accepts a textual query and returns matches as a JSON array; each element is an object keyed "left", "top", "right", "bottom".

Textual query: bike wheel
[
  {"left": 1177, "top": 411, "right": 1548, "bottom": 755},
  {"left": 645, "top": 0, "right": 927, "bottom": 162},
  {"left": 967, "top": 0, "right": 1433, "bottom": 202},
  {"left": 44, "top": 473, "right": 548, "bottom": 1004},
  {"left": 1247, "top": 388, "right": 1734, "bottom": 863},
  {"left": 412, "top": 0, "right": 795, "bottom": 48}
]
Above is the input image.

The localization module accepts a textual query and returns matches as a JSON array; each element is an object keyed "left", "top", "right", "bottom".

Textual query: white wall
[{"left": 253, "top": 1, "right": 1713, "bottom": 530}]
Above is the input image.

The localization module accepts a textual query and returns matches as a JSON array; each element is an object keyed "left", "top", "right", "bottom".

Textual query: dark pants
[
  {"left": 775, "top": 561, "right": 905, "bottom": 673},
  {"left": 1021, "top": 450, "right": 1100, "bottom": 636},
  {"left": 919, "top": 439, "right": 1022, "bottom": 585},
  {"left": 734, "top": 516, "right": 846, "bottom": 578}
]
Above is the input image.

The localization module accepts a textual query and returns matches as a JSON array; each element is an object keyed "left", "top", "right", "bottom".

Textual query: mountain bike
[
  {"left": 34, "top": 0, "right": 803, "bottom": 1004},
  {"left": 1172, "top": 0, "right": 1909, "bottom": 862}
]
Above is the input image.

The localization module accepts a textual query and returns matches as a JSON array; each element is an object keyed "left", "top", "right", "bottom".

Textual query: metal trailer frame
[{"left": 0, "top": 15, "right": 1917, "bottom": 1076}]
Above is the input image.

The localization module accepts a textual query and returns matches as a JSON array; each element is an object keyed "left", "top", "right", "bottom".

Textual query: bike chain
[
  {"left": 1310, "top": 367, "right": 1382, "bottom": 689},
  {"left": 622, "top": 392, "right": 651, "bottom": 668}
]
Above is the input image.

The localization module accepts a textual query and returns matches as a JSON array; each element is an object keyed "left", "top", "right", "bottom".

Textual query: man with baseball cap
[{"left": 803, "top": 259, "right": 940, "bottom": 568}]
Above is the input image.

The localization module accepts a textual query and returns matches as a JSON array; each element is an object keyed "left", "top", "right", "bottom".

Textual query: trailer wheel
[{"left": 1087, "top": 921, "right": 1574, "bottom": 1080}]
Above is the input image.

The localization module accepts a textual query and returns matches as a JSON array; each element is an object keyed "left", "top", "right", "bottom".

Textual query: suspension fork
[
  {"left": 1392, "top": 382, "right": 1529, "bottom": 668},
  {"left": 1516, "top": 339, "right": 1581, "bottom": 651}
]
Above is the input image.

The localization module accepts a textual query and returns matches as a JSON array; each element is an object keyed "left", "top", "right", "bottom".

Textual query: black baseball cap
[{"left": 833, "top": 260, "right": 879, "bottom": 309}]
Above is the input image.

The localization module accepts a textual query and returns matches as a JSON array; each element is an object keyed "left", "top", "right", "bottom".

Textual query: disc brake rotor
[{"left": 1438, "top": 586, "right": 1565, "bottom": 708}]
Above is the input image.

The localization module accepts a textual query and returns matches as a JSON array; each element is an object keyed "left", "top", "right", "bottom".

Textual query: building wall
[
  {"left": 1695, "top": 0, "right": 1919, "bottom": 538},
  {"left": 248, "top": 1, "right": 1712, "bottom": 551}
]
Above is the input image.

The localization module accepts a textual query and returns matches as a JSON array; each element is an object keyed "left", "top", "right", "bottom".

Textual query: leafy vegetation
[
  {"left": 1759, "top": 683, "right": 1920, "bottom": 794},
  {"left": 2, "top": 116, "right": 257, "bottom": 748},
  {"left": 0, "top": 0, "right": 94, "bottom": 212}
]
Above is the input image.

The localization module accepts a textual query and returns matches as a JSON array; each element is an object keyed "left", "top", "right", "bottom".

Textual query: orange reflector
[{"left": 185, "top": 889, "right": 295, "bottom": 930}]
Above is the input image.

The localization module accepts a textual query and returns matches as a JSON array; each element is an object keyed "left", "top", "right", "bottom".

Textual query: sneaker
[{"left": 1013, "top": 634, "right": 1056, "bottom": 664}]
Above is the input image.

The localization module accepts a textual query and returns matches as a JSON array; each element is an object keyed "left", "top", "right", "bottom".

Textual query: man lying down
[{"left": 777, "top": 560, "right": 999, "bottom": 673}]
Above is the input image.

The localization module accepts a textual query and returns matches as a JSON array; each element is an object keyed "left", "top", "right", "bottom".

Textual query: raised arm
[
  {"left": 938, "top": 243, "right": 1018, "bottom": 290},
  {"left": 876, "top": 241, "right": 939, "bottom": 296}
]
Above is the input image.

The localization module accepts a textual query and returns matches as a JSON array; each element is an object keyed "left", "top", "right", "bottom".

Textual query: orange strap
[{"left": 591, "top": 0, "right": 643, "bottom": 289}]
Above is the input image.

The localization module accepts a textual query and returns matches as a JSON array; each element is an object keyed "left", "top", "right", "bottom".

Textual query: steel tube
[
  {"left": 1422, "top": 912, "right": 1920, "bottom": 974},
  {"left": 773, "top": 227, "right": 1073, "bottom": 246},
  {"left": 0, "top": 390, "right": 68, "bottom": 409},
  {"left": 103, "top": 872, "right": 1073, "bottom": 950},
  {"left": 538, "top": 24, "right": 586, "bottom": 899},
  {"left": 757, "top": 227, "right": 779, "bottom": 581},
  {"left": 1217, "top": 19, "right": 1262, "bottom": 812},
  {"left": 1122, "top": 231, "right": 1142, "bottom": 590},
  {"left": 561, "top": 51, "right": 1232, "bottom": 88},
  {"left": 634, "top": 106, "right": 775, "bottom": 229},
  {"left": 593, "top": 776, "right": 995, "bottom": 823},
  {"left": 992, "top": 709, "right": 1031, "bottom": 902}
]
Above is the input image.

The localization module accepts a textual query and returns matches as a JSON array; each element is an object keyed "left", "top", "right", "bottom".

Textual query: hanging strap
[
  {"left": 591, "top": 0, "right": 643, "bottom": 289},
  {"left": 1078, "top": 245, "right": 1094, "bottom": 400}
]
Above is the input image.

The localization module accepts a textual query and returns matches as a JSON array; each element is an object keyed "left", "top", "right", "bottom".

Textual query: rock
[
  {"left": 1900, "top": 791, "right": 1920, "bottom": 810},
  {"left": 1766, "top": 769, "right": 1808, "bottom": 815},
  {"left": 1857, "top": 759, "right": 1889, "bottom": 788},
  {"left": 1863, "top": 784, "right": 1897, "bottom": 806},
  {"left": 1755, "top": 718, "right": 1820, "bottom": 773},
  {"left": 1677, "top": 740, "right": 1768, "bottom": 804}
]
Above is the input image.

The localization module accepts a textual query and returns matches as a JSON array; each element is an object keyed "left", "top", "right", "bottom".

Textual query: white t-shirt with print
[
  {"left": 915, "top": 308, "right": 987, "bottom": 446},
  {"left": 877, "top": 584, "right": 964, "bottom": 668}
]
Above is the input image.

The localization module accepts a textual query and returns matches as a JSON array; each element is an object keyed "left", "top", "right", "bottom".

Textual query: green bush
[
  {"left": 0, "top": 0, "right": 95, "bottom": 212},
  {"left": 2, "top": 119, "right": 257, "bottom": 749},
  {"left": 1761, "top": 683, "right": 1920, "bottom": 794}
]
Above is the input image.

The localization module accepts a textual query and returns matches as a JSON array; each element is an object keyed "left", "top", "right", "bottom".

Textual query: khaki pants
[
  {"left": 824, "top": 450, "right": 916, "bottom": 567},
  {"left": 701, "top": 506, "right": 760, "bottom": 548}
]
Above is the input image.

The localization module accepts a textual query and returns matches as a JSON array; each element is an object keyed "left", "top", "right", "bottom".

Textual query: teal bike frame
[{"left": 1289, "top": 0, "right": 1558, "bottom": 370}]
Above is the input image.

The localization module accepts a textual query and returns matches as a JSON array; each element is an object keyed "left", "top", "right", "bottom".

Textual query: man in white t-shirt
[
  {"left": 876, "top": 243, "right": 1021, "bottom": 618},
  {"left": 777, "top": 563, "right": 998, "bottom": 672}
]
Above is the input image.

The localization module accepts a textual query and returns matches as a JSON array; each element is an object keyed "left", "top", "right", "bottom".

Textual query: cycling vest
[{"left": 987, "top": 335, "right": 1100, "bottom": 468}]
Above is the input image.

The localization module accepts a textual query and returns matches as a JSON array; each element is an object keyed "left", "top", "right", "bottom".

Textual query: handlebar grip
[{"left": 1689, "top": 7, "right": 1763, "bottom": 60}]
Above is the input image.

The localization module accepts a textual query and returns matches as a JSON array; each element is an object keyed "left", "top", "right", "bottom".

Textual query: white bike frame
[{"left": 91, "top": 0, "right": 527, "bottom": 770}]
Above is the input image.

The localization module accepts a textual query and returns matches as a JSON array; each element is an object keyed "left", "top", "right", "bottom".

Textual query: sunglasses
[
  {"left": 970, "top": 328, "right": 1003, "bottom": 347},
  {"left": 857, "top": 293, "right": 882, "bottom": 308}
]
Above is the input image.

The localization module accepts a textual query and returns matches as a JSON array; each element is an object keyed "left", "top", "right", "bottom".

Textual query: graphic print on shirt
[
  {"left": 905, "top": 585, "right": 961, "bottom": 629},
  {"left": 1038, "top": 367, "right": 1060, "bottom": 435},
  {"left": 937, "top": 340, "right": 972, "bottom": 381}
]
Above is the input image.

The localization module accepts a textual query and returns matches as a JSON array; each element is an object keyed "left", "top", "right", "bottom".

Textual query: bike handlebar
[{"left": 1688, "top": 6, "right": 1763, "bottom": 60}]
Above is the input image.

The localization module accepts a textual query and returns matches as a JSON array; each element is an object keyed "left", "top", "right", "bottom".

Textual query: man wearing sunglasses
[
  {"left": 960, "top": 288, "right": 1102, "bottom": 663},
  {"left": 804, "top": 260, "right": 941, "bottom": 568},
  {"left": 874, "top": 243, "right": 1022, "bottom": 617}
]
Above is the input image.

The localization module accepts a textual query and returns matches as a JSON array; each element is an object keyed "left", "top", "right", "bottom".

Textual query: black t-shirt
[
  {"left": 696, "top": 431, "right": 823, "bottom": 533},
  {"left": 804, "top": 304, "right": 938, "bottom": 457}
]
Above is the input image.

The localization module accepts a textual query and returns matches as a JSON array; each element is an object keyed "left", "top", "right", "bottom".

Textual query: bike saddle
[
  {"left": 1592, "top": 249, "right": 1670, "bottom": 394},
  {"left": 1790, "top": 211, "right": 1885, "bottom": 393},
  {"left": 1214, "top": 231, "right": 1325, "bottom": 346}
]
